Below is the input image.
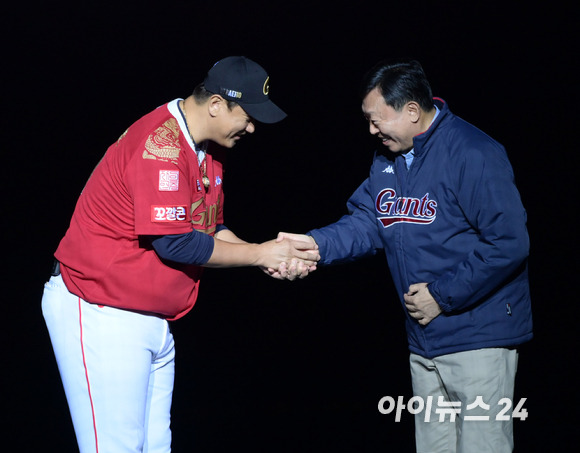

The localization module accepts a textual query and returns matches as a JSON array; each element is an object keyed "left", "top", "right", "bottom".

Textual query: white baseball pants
[{"left": 42, "top": 274, "right": 176, "bottom": 453}]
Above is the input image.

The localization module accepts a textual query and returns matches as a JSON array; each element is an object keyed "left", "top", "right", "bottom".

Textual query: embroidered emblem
[
  {"left": 375, "top": 188, "right": 438, "bottom": 228},
  {"left": 383, "top": 166, "right": 394, "bottom": 174},
  {"left": 215, "top": 175, "right": 222, "bottom": 186},
  {"left": 143, "top": 119, "right": 181, "bottom": 163},
  {"left": 159, "top": 170, "right": 179, "bottom": 192}
]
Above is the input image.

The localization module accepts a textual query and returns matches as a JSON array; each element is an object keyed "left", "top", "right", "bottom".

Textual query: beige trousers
[{"left": 410, "top": 348, "right": 519, "bottom": 453}]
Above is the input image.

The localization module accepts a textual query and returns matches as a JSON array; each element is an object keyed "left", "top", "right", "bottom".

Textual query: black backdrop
[{"left": 4, "top": 1, "right": 577, "bottom": 451}]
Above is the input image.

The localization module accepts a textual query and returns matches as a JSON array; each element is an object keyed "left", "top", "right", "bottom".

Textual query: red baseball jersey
[{"left": 55, "top": 100, "right": 224, "bottom": 320}]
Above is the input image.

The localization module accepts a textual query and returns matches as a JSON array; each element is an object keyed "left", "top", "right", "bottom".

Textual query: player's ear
[{"left": 208, "top": 95, "right": 225, "bottom": 118}]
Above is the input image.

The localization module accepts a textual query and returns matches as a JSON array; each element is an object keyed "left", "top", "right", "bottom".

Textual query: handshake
[{"left": 260, "top": 232, "right": 319, "bottom": 281}]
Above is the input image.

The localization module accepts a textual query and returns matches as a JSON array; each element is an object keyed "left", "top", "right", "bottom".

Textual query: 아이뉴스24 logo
[{"left": 378, "top": 395, "right": 528, "bottom": 422}]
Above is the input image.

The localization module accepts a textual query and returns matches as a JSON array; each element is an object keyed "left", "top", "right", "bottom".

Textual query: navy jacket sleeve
[
  {"left": 428, "top": 140, "right": 530, "bottom": 312},
  {"left": 309, "top": 178, "right": 383, "bottom": 265}
]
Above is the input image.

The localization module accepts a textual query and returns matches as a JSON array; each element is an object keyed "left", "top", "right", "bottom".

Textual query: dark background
[{"left": 4, "top": 1, "right": 577, "bottom": 451}]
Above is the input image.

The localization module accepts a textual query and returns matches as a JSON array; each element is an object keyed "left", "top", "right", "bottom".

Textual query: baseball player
[{"left": 41, "top": 56, "right": 318, "bottom": 453}]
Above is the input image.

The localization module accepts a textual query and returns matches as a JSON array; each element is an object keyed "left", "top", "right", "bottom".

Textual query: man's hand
[
  {"left": 262, "top": 258, "right": 316, "bottom": 281},
  {"left": 276, "top": 232, "right": 317, "bottom": 248},
  {"left": 404, "top": 283, "right": 442, "bottom": 326},
  {"left": 257, "top": 236, "right": 319, "bottom": 280},
  {"left": 261, "top": 232, "right": 319, "bottom": 281}
]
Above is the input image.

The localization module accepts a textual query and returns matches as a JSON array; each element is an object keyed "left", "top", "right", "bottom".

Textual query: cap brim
[{"left": 240, "top": 100, "right": 287, "bottom": 124}]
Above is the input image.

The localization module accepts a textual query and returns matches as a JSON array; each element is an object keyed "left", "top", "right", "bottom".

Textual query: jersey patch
[
  {"left": 159, "top": 170, "right": 179, "bottom": 191},
  {"left": 151, "top": 205, "right": 188, "bottom": 222}
]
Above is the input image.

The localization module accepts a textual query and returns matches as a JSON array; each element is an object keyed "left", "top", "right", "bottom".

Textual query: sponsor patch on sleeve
[
  {"left": 151, "top": 205, "right": 188, "bottom": 222},
  {"left": 159, "top": 170, "right": 180, "bottom": 191}
]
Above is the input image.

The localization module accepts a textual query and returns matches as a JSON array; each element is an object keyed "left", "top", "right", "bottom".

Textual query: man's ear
[{"left": 406, "top": 101, "right": 422, "bottom": 124}]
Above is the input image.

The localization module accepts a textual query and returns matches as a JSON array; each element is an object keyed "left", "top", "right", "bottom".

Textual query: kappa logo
[
  {"left": 383, "top": 166, "right": 394, "bottom": 174},
  {"left": 159, "top": 170, "right": 179, "bottom": 191},
  {"left": 375, "top": 188, "right": 437, "bottom": 228}
]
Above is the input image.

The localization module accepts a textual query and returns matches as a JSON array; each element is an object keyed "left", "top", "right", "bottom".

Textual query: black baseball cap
[{"left": 204, "top": 56, "right": 287, "bottom": 124}]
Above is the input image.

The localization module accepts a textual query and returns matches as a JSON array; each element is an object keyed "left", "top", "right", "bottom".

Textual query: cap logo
[
  {"left": 263, "top": 76, "right": 270, "bottom": 95},
  {"left": 221, "top": 88, "right": 242, "bottom": 99}
]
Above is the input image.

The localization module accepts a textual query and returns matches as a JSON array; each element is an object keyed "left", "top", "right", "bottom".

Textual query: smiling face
[
  {"left": 205, "top": 96, "right": 256, "bottom": 148},
  {"left": 362, "top": 87, "right": 418, "bottom": 153},
  {"left": 216, "top": 103, "right": 256, "bottom": 148}
]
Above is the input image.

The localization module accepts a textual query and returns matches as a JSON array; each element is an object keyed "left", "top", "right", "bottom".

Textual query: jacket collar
[{"left": 412, "top": 98, "right": 449, "bottom": 155}]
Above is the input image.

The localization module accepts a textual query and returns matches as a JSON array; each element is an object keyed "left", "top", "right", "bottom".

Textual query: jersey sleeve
[{"left": 125, "top": 118, "right": 195, "bottom": 236}]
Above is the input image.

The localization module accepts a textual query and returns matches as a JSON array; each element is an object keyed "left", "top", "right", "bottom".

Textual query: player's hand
[
  {"left": 260, "top": 232, "right": 319, "bottom": 281},
  {"left": 404, "top": 283, "right": 442, "bottom": 326},
  {"left": 261, "top": 258, "right": 317, "bottom": 281},
  {"left": 256, "top": 237, "right": 319, "bottom": 273},
  {"left": 275, "top": 232, "right": 319, "bottom": 280}
]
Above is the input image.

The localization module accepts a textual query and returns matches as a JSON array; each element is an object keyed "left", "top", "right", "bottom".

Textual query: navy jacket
[{"left": 309, "top": 99, "right": 533, "bottom": 359}]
